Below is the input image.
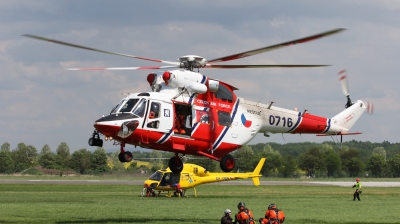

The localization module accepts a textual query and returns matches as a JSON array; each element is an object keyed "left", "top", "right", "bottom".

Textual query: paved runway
[{"left": 1, "top": 179, "right": 400, "bottom": 187}]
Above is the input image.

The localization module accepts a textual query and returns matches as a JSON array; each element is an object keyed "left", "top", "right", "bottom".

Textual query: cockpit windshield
[
  {"left": 132, "top": 98, "right": 147, "bottom": 117},
  {"left": 148, "top": 171, "right": 163, "bottom": 181},
  {"left": 110, "top": 100, "right": 124, "bottom": 114},
  {"left": 119, "top": 98, "right": 140, "bottom": 113}
]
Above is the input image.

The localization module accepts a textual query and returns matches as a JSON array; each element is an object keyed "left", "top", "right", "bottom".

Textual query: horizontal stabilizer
[{"left": 317, "top": 131, "right": 362, "bottom": 136}]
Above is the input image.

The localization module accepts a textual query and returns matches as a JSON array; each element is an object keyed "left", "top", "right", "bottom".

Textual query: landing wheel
[
  {"left": 118, "top": 153, "right": 124, "bottom": 162},
  {"left": 124, "top": 151, "right": 133, "bottom": 162},
  {"left": 118, "top": 151, "right": 133, "bottom": 162},
  {"left": 168, "top": 156, "right": 183, "bottom": 174},
  {"left": 220, "top": 154, "right": 235, "bottom": 172}
]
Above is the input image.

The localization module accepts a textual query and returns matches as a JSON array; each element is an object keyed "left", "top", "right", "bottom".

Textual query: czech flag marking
[{"left": 241, "top": 114, "right": 252, "bottom": 128}]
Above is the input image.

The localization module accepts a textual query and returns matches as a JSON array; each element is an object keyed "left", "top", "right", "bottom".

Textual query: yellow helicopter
[{"left": 142, "top": 158, "right": 266, "bottom": 197}]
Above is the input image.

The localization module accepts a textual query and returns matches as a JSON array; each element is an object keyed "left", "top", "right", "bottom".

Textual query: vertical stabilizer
[
  {"left": 251, "top": 158, "right": 266, "bottom": 186},
  {"left": 331, "top": 100, "right": 366, "bottom": 131}
]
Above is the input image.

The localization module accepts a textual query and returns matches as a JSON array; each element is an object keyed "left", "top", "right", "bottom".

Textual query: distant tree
[
  {"left": 260, "top": 145, "right": 283, "bottom": 177},
  {"left": 190, "top": 156, "right": 218, "bottom": 172},
  {"left": 11, "top": 143, "right": 38, "bottom": 172},
  {"left": 387, "top": 154, "right": 400, "bottom": 177},
  {"left": 0, "top": 151, "right": 14, "bottom": 173},
  {"left": 234, "top": 145, "right": 256, "bottom": 172},
  {"left": 126, "top": 161, "right": 138, "bottom": 171},
  {"left": 109, "top": 151, "right": 125, "bottom": 172},
  {"left": 346, "top": 157, "right": 365, "bottom": 177},
  {"left": 372, "top": 147, "right": 387, "bottom": 161},
  {"left": 324, "top": 149, "right": 341, "bottom": 177},
  {"left": 281, "top": 155, "right": 297, "bottom": 178},
  {"left": 38, "top": 144, "right": 56, "bottom": 169},
  {"left": 367, "top": 154, "right": 386, "bottom": 177},
  {"left": 70, "top": 148, "right": 92, "bottom": 174},
  {"left": 91, "top": 147, "right": 110, "bottom": 173},
  {"left": 1, "top": 142, "right": 11, "bottom": 153},
  {"left": 298, "top": 147, "right": 325, "bottom": 177},
  {"left": 1, "top": 142, "right": 13, "bottom": 173},
  {"left": 149, "top": 150, "right": 164, "bottom": 172},
  {"left": 340, "top": 149, "right": 361, "bottom": 176},
  {"left": 56, "top": 142, "right": 71, "bottom": 169},
  {"left": 319, "top": 143, "right": 334, "bottom": 152}
]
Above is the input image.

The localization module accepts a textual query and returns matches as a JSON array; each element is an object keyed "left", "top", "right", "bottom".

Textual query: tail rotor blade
[
  {"left": 366, "top": 102, "right": 374, "bottom": 115},
  {"left": 338, "top": 69, "right": 349, "bottom": 96}
]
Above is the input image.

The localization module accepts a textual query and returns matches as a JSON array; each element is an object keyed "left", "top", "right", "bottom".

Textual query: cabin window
[
  {"left": 215, "top": 84, "right": 233, "bottom": 102},
  {"left": 218, "top": 111, "right": 231, "bottom": 127},
  {"left": 146, "top": 120, "right": 160, "bottom": 129}
]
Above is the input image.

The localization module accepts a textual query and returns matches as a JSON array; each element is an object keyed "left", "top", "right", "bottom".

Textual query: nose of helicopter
[{"left": 93, "top": 115, "right": 122, "bottom": 137}]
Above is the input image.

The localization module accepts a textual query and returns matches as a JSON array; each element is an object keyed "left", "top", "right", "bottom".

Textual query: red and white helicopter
[{"left": 23, "top": 28, "right": 372, "bottom": 173}]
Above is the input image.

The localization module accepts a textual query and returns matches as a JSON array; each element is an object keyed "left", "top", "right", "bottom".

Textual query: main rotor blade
[
  {"left": 206, "top": 64, "right": 330, "bottom": 69},
  {"left": 66, "top": 65, "right": 179, "bottom": 71},
  {"left": 22, "top": 34, "right": 179, "bottom": 65},
  {"left": 338, "top": 69, "right": 349, "bottom": 96},
  {"left": 207, "top": 28, "right": 346, "bottom": 64}
]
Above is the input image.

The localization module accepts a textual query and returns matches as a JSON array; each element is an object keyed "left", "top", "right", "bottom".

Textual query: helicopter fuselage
[{"left": 91, "top": 69, "right": 366, "bottom": 173}]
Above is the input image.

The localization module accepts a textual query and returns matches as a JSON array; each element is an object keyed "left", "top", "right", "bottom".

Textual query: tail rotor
[
  {"left": 337, "top": 69, "right": 374, "bottom": 114},
  {"left": 338, "top": 69, "right": 353, "bottom": 108},
  {"left": 366, "top": 102, "right": 374, "bottom": 115}
]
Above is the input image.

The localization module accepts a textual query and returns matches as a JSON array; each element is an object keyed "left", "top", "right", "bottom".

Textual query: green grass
[{"left": 1, "top": 183, "right": 400, "bottom": 223}]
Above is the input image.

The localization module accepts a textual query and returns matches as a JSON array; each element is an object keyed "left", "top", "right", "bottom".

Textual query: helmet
[
  {"left": 268, "top": 204, "right": 277, "bottom": 210},
  {"left": 356, "top": 178, "right": 360, "bottom": 182},
  {"left": 224, "top": 209, "right": 231, "bottom": 214},
  {"left": 237, "top": 202, "right": 246, "bottom": 210}
]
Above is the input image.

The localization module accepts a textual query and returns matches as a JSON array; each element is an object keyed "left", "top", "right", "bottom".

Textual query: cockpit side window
[
  {"left": 132, "top": 98, "right": 147, "bottom": 117},
  {"left": 119, "top": 98, "right": 139, "bottom": 113},
  {"left": 149, "top": 102, "right": 161, "bottom": 119}
]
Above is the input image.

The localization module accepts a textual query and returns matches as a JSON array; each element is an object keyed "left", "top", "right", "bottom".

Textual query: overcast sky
[{"left": 1, "top": 1, "right": 399, "bottom": 152}]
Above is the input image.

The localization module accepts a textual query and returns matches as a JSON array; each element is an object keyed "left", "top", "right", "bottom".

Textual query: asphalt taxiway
[{"left": 1, "top": 179, "right": 399, "bottom": 187}]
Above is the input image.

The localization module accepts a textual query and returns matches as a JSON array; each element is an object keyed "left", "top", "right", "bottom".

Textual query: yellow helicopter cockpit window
[{"left": 148, "top": 171, "right": 163, "bottom": 181}]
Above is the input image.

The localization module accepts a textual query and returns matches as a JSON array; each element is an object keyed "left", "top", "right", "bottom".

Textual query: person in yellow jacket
[{"left": 353, "top": 178, "right": 362, "bottom": 201}]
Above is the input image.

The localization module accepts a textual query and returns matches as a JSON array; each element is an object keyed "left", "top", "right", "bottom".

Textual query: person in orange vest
[
  {"left": 174, "top": 112, "right": 186, "bottom": 134},
  {"left": 234, "top": 202, "right": 255, "bottom": 224},
  {"left": 260, "top": 204, "right": 285, "bottom": 224}
]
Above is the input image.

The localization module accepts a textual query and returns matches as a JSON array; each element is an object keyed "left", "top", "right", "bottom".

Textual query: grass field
[{"left": 1, "top": 182, "right": 400, "bottom": 224}]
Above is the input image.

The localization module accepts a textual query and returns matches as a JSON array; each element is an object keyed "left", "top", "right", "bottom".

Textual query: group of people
[
  {"left": 220, "top": 178, "right": 363, "bottom": 224},
  {"left": 221, "top": 202, "right": 285, "bottom": 224}
]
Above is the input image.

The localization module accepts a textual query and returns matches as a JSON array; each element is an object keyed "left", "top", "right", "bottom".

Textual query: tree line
[
  {"left": 1, "top": 140, "right": 399, "bottom": 177},
  {"left": 232, "top": 141, "right": 400, "bottom": 178}
]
